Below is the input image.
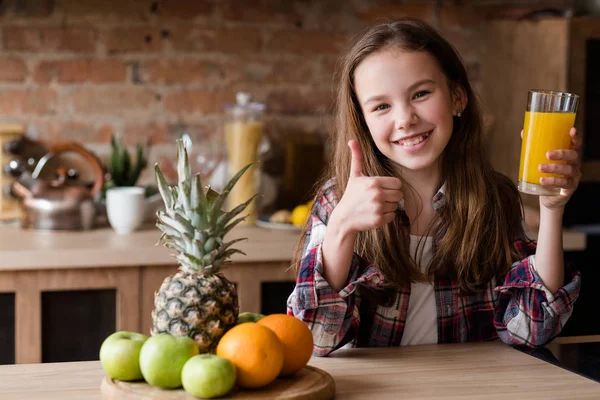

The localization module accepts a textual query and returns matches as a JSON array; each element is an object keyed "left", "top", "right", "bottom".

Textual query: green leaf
[
  {"left": 111, "top": 138, "right": 123, "bottom": 186},
  {"left": 154, "top": 164, "right": 174, "bottom": 212},
  {"left": 156, "top": 221, "right": 182, "bottom": 238},
  {"left": 203, "top": 237, "right": 217, "bottom": 253},
  {"left": 190, "top": 174, "right": 208, "bottom": 229},
  {"left": 164, "top": 241, "right": 185, "bottom": 254},
  {"left": 218, "top": 237, "right": 246, "bottom": 256},
  {"left": 209, "top": 162, "right": 255, "bottom": 226},
  {"left": 176, "top": 253, "right": 203, "bottom": 273},
  {"left": 128, "top": 144, "right": 147, "bottom": 186},
  {"left": 217, "top": 194, "right": 258, "bottom": 229},
  {"left": 159, "top": 213, "right": 194, "bottom": 237},
  {"left": 219, "top": 248, "right": 246, "bottom": 260},
  {"left": 223, "top": 215, "right": 247, "bottom": 236},
  {"left": 176, "top": 139, "right": 191, "bottom": 187},
  {"left": 122, "top": 147, "right": 131, "bottom": 184}
]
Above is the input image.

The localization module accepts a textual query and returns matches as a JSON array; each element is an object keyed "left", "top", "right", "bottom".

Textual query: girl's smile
[{"left": 393, "top": 129, "right": 434, "bottom": 152}]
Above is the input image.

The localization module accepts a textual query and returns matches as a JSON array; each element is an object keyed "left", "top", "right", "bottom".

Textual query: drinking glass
[{"left": 518, "top": 89, "right": 579, "bottom": 196}]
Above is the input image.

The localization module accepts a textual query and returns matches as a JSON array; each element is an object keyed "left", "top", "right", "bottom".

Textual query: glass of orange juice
[{"left": 518, "top": 89, "right": 579, "bottom": 196}]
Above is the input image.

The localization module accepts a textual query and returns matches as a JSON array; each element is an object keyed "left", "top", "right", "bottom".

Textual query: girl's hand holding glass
[{"left": 538, "top": 127, "right": 582, "bottom": 209}]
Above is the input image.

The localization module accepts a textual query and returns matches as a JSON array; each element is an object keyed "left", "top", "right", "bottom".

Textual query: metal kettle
[{"left": 11, "top": 141, "right": 105, "bottom": 230}]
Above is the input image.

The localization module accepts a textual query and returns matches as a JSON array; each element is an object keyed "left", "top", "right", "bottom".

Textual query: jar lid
[{"left": 224, "top": 92, "right": 265, "bottom": 118}]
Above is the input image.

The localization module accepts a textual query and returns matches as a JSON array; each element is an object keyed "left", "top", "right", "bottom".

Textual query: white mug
[{"left": 106, "top": 187, "right": 146, "bottom": 234}]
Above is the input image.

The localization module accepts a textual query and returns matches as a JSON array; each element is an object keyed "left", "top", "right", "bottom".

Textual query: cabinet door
[
  {"left": 482, "top": 19, "right": 569, "bottom": 210},
  {"left": 41, "top": 289, "right": 116, "bottom": 362},
  {"left": 0, "top": 293, "right": 15, "bottom": 364},
  {"left": 15, "top": 268, "right": 140, "bottom": 364}
]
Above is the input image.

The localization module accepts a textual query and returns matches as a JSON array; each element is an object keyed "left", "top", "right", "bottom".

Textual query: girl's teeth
[{"left": 399, "top": 132, "right": 429, "bottom": 147}]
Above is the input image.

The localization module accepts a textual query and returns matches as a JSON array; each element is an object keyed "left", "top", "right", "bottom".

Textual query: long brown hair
[{"left": 292, "top": 18, "right": 525, "bottom": 294}]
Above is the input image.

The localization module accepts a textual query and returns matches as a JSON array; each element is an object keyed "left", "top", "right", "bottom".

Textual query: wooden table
[{"left": 0, "top": 341, "right": 598, "bottom": 399}]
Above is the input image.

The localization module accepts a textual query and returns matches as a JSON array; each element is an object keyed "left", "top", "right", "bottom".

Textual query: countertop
[
  {"left": 0, "top": 223, "right": 303, "bottom": 270},
  {"left": 0, "top": 222, "right": 586, "bottom": 271},
  {"left": 1, "top": 341, "right": 599, "bottom": 399}
]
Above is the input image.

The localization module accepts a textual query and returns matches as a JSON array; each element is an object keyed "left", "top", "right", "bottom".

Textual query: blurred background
[
  {"left": 0, "top": 0, "right": 597, "bottom": 213},
  {"left": 0, "top": 0, "right": 598, "bottom": 336}
]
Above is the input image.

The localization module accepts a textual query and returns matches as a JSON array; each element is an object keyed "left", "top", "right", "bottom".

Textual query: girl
[{"left": 287, "top": 18, "right": 582, "bottom": 356}]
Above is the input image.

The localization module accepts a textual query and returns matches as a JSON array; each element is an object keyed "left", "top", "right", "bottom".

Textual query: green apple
[
  {"left": 237, "top": 312, "right": 265, "bottom": 324},
  {"left": 139, "top": 333, "right": 199, "bottom": 389},
  {"left": 99, "top": 331, "right": 148, "bottom": 381},
  {"left": 182, "top": 354, "right": 236, "bottom": 398}
]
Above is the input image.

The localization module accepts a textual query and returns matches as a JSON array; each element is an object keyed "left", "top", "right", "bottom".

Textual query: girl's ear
[{"left": 452, "top": 84, "right": 468, "bottom": 115}]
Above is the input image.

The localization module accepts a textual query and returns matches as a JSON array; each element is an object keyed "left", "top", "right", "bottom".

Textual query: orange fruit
[
  {"left": 216, "top": 323, "right": 284, "bottom": 389},
  {"left": 257, "top": 314, "right": 314, "bottom": 376}
]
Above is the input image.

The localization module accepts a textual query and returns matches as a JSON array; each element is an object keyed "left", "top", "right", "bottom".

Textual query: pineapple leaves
[
  {"left": 219, "top": 238, "right": 247, "bottom": 256},
  {"left": 220, "top": 249, "right": 246, "bottom": 260},
  {"left": 155, "top": 138, "right": 251, "bottom": 272},
  {"left": 223, "top": 215, "right": 247, "bottom": 236},
  {"left": 217, "top": 194, "right": 257, "bottom": 229},
  {"left": 157, "top": 211, "right": 194, "bottom": 237},
  {"left": 208, "top": 162, "right": 255, "bottom": 226},
  {"left": 155, "top": 164, "right": 174, "bottom": 212},
  {"left": 190, "top": 174, "right": 209, "bottom": 229},
  {"left": 176, "top": 139, "right": 192, "bottom": 186}
]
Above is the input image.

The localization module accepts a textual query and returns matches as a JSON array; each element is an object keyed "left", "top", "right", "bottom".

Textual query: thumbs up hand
[{"left": 334, "top": 140, "right": 403, "bottom": 234}]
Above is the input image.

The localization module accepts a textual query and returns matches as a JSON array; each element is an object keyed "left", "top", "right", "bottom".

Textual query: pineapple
[{"left": 151, "top": 138, "right": 256, "bottom": 353}]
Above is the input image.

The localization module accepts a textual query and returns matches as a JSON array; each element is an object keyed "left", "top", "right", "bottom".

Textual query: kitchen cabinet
[
  {"left": 0, "top": 225, "right": 300, "bottom": 364},
  {"left": 0, "top": 223, "right": 587, "bottom": 364}
]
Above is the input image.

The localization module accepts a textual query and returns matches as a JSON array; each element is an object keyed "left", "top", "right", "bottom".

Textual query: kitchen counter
[
  {"left": 0, "top": 223, "right": 302, "bottom": 270},
  {"left": 1, "top": 341, "right": 599, "bottom": 399},
  {"left": 0, "top": 223, "right": 303, "bottom": 364},
  {"left": 0, "top": 223, "right": 586, "bottom": 270},
  {"left": 0, "top": 222, "right": 588, "bottom": 365}
]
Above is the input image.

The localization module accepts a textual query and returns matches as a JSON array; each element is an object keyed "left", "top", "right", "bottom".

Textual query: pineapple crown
[{"left": 154, "top": 139, "right": 256, "bottom": 274}]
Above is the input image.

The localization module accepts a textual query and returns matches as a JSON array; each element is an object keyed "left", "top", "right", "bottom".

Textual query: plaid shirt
[{"left": 287, "top": 179, "right": 581, "bottom": 356}]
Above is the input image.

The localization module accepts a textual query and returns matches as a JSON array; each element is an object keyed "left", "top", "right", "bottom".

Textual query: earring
[{"left": 457, "top": 112, "right": 462, "bottom": 117}]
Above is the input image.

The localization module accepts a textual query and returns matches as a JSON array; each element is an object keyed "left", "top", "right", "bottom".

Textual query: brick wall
[{"left": 0, "top": 0, "right": 574, "bottom": 184}]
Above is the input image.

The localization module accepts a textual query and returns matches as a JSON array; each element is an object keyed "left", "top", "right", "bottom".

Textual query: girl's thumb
[{"left": 348, "top": 139, "right": 364, "bottom": 178}]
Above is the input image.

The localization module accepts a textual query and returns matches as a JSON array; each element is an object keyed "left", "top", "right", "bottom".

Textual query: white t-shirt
[{"left": 400, "top": 235, "right": 438, "bottom": 346}]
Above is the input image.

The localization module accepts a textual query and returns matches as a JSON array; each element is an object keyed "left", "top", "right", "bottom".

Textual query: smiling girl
[{"left": 287, "top": 18, "right": 582, "bottom": 355}]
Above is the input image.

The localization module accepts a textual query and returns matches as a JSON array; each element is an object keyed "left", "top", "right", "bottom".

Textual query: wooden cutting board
[{"left": 101, "top": 365, "right": 335, "bottom": 400}]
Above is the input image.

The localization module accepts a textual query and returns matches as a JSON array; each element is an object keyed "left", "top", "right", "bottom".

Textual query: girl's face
[{"left": 354, "top": 49, "right": 461, "bottom": 174}]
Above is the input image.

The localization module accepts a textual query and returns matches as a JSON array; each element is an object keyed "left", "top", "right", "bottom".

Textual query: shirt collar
[{"left": 398, "top": 182, "right": 446, "bottom": 212}]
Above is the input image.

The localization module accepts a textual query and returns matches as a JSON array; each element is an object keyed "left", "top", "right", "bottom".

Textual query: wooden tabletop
[
  {"left": 0, "top": 341, "right": 598, "bottom": 400},
  {"left": 0, "top": 223, "right": 302, "bottom": 270}
]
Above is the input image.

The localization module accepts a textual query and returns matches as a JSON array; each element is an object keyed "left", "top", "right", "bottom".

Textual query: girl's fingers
[
  {"left": 382, "top": 202, "right": 398, "bottom": 214},
  {"left": 539, "top": 163, "right": 574, "bottom": 176},
  {"left": 546, "top": 149, "right": 579, "bottom": 163},
  {"left": 570, "top": 127, "right": 582, "bottom": 150},
  {"left": 540, "top": 176, "right": 577, "bottom": 189},
  {"left": 383, "top": 189, "right": 403, "bottom": 203}
]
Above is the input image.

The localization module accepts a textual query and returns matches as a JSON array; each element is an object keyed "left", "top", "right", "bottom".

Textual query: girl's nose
[{"left": 394, "top": 106, "right": 418, "bottom": 131}]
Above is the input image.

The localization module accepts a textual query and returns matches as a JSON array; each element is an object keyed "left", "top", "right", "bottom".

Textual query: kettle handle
[{"left": 42, "top": 142, "right": 106, "bottom": 197}]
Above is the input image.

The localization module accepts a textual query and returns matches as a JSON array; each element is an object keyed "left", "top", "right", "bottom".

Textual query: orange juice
[{"left": 518, "top": 111, "right": 575, "bottom": 185}]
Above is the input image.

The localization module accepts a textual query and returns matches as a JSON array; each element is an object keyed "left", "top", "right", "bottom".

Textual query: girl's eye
[
  {"left": 373, "top": 104, "right": 390, "bottom": 112},
  {"left": 413, "top": 90, "right": 430, "bottom": 100}
]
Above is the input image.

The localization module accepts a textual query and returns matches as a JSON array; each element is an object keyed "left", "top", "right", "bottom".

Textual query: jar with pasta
[{"left": 224, "top": 92, "right": 265, "bottom": 225}]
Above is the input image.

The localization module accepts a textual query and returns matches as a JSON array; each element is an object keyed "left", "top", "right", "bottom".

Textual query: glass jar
[{"left": 224, "top": 93, "right": 265, "bottom": 225}]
